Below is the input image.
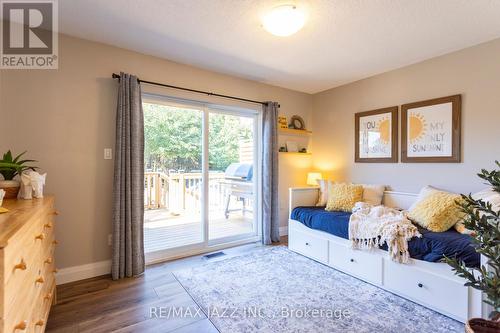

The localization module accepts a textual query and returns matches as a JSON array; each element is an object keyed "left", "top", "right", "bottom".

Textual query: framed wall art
[
  {"left": 401, "top": 95, "right": 461, "bottom": 163},
  {"left": 355, "top": 106, "right": 398, "bottom": 163}
]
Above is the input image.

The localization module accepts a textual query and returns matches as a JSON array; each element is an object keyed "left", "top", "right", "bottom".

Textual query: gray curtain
[
  {"left": 262, "top": 102, "right": 280, "bottom": 245},
  {"left": 112, "top": 72, "right": 145, "bottom": 280}
]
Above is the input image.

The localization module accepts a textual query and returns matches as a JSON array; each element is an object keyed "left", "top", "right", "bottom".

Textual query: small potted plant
[
  {"left": 446, "top": 161, "right": 500, "bottom": 333},
  {"left": 0, "top": 151, "right": 37, "bottom": 199}
]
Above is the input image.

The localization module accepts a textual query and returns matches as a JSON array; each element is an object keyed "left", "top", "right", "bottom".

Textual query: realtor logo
[{"left": 1, "top": 0, "right": 58, "bottom": 69}]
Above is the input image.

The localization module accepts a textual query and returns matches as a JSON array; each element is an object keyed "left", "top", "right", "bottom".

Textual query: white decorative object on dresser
[
  {"left": 0, "top": 196, "right": 58, "bottom": 333},
  {"left": 288, "top": 187, "right": 483, "bottom": 323}
]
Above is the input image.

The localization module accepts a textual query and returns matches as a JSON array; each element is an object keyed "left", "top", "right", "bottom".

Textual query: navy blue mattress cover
[{"left": 291, "top": 206, "right": 479, "bottom": 268}]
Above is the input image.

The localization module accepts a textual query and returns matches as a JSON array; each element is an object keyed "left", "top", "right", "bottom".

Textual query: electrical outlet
[
  {"left": 104, "top": 148, "right": 112, "bottom": 160},
  {"left": 108, "top": 234, "right": 112, "bottom": 246}
]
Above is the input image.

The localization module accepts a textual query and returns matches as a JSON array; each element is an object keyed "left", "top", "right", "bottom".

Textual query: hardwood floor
[{"left": 47, "top": 237, "right": 287, "bottom": 333}]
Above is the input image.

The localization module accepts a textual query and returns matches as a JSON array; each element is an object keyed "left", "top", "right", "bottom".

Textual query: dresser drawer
[
  {"left": 384, "top": 260, "right": 468, "bottom": 321},
  {"left": 0, "top": 197, "right": 57, "bottom": 333},
  {"left": 329, "top": 241, "right": 382, "bottom": 284},
  {"left": 289, "top": 228, "right": 328, "bottom": 263}
]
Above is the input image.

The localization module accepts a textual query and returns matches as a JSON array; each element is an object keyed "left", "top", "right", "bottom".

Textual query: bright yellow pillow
[
  {"left": 325, "top": 183, "right": 363, "bottom": 212},
  {"left": 408, "top": 190, "right": 464, "bottom": 232}
]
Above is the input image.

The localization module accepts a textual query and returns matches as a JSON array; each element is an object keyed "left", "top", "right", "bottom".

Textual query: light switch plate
[{"left": 104, "top": 148, "right": 112, "bottom": 160}]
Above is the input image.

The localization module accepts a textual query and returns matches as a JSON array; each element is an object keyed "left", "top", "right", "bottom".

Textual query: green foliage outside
[{"left": 144, "top": 103, "right": 253, "bottom": 173}]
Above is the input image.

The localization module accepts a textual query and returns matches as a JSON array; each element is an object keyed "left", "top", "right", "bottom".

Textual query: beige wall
[
  {"left": 3, "top": 33, "right": 499, "bottom": 270},
  {"left": 312, "top": 38, "right": 500, "bottom": 194},
  {"left": 0, "top": 35, "right": 312, "bottom": 269}
]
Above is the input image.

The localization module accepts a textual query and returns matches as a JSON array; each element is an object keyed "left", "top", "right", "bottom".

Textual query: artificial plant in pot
[
  {"left": 0, "top": 151, "right": 37, "bottom": 199},
  {"left": 446, "top": 161, "right": 500, "bottom": 333}
]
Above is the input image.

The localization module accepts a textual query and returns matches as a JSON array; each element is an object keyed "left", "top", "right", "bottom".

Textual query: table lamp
[{"left": 306, "top": 172, "right": 322, "bottom": 186}]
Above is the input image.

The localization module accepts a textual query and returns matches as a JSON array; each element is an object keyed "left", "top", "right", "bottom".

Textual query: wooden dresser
[{"left": 0, "top": 196, "right": 57, "bottom": 333}]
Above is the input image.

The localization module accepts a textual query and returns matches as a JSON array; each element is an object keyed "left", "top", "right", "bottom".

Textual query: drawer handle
[
  {"left": 35, "top": 319, "right": 44, "bottom": 326},
  {"left": 305, "top": 242, "right": 310, "bottom": 246},
  {"left": 53, "top": 210, "right": 60, "bottom": 215},
  {"left": 44, "top": 257, "right": 53, "bottom": 264},
  {"left": 350, "top": 258, "right": 355, "bottom": 263},
  {"left": 418, "top": 283, "right": 423, "bottom": 288},
  {"left": 14, "top": 320, "right": 27, "bottom": 331},
  {"left": 52, "top": 240, "right": 59, "bottom": 245},
  {"left": 44, "top": 292, "right": 52, "bottom": 300},
  {"left": 44, "top": 222, "right": 53, "bottom": 229},
  {"left": 35, "top": 276, "right": 45, "bottom": 284},
  {"left": 14, "top": 259, "right": 27, "bottom": 271},
  {"left": 35, "top": 233, "right": 45, "bottom": 241},
  {"left": 53, "top": 268, "right": 59, "bottom": 273}
]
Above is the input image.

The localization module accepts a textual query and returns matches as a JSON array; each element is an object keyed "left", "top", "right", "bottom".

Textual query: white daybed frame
[{"left": 288, "top": 187, "right": 484, "bottom": 323}]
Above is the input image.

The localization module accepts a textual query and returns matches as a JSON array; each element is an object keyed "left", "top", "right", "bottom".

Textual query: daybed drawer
[
  {"left": 384, "top": 260, "right": 468, "bottom": 321},
  {"left": 289, "top": 228, "right": 328, "bottom": 263},
  {"left": 329, "top": 241, "right": 382, "bottom": 285}
]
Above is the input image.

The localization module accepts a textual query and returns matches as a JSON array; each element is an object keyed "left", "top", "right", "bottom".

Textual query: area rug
[{"left": 173, "top": 246, "right": 463, "bottom": 333}]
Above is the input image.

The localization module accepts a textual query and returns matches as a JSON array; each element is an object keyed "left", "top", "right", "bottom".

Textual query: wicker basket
[
  {"left": 465, "top": 318, "right": 500, "bottom": 333},
  {"left": 0, "top": 181, "right": 20, "bottom": 199}
]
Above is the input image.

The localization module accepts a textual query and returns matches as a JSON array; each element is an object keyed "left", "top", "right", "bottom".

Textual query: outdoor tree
[{"left": 144, "top": 103, "right": 252, "bottom": 173}]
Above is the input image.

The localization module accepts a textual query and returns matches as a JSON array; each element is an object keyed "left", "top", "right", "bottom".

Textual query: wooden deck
[{"left": 144, "top": 209, "right": 254, "bottom": 253}]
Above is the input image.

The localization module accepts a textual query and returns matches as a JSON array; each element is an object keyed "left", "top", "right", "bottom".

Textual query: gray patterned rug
[{"left": 174, "top": 246, "right": 463, "bottom": 333}]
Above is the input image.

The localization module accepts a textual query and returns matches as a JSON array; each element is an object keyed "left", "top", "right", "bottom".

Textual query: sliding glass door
[
  {"left": 208, "top": 110, "right": 259, "bottom": 242},
  {"left": 143, "top": 102, "right": 204, "bottom": 254},
  {"left": 142, "top": 95, "right": 261, "bottom": 263}
]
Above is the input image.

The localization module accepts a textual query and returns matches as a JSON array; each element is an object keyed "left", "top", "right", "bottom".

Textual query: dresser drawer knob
[
  {"left": 13, "top": 320, "right": 27, "bottom": 331},
  {"left": 14, "top": 259, "right": 27, "bottom": 271},
  {"left": 44, "top": 222, "right": 53, "bottom": 229},
  {"left": 350, "top": 258, "right": 355, "bottom": 263},
  {"left": 35, "top": 233, "right": 45, "bottom": 241},
  {"left": 44, "top": 257, "right": 53, "bottom": 264},
  {"left": 305, "top": 242, "right": 310, "bottom": 246},
  {"left": 52, "top": 240, "right": 59, "bottom": 245},
  {"left": 44, "top": 292, "right": 52, "bottom": 300},
  {"left": 53, "top": 210, "right": 60, "bottom": 215},
  {"left": 418, "top": 283, "right": 423, "bottom": 288},
  {"left": 35, "top": 319, "right": 44, "bottom": 326},
  {"left": 53, "top": 268, "right": 59, "bottom": 273},
  {"left": 35, "top": 276, "right": 45, "bottom": 284}
]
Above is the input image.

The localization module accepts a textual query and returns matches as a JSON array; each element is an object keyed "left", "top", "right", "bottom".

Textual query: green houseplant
[
  {"left": 0, "top": 151, "right": 37, "bottom": 199},
  {"left": 446, "top": 161, "right": 500, "bottom": 332}
]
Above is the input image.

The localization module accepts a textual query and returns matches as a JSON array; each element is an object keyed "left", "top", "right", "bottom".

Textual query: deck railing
[{"left": 144, "top": 171, "right": 226, "bottom": 211}]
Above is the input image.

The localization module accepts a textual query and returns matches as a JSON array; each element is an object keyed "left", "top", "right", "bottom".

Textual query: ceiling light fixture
[{"left": 262, "top": 5, "right": 306, "bottom": 37}]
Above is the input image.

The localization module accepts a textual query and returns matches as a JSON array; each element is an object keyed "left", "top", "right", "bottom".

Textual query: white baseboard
[
  {"left": 279, "top": 226, "right": 288, "bottom": 236},
  {"left": 57, "top": 230, "right": 288, "bottom": 285},
  {"left": 56, "top": 260, "right": 111, "bottom": 285}
]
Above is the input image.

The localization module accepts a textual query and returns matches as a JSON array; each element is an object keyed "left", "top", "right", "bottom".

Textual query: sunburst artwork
[
  {"left": 377, "top": 117, "right": 391, "bottom": 145},
  {"left": 355, "top": 107, "right": 398, "bottom": 163},
  {"left": 408, "top": 112, "right": 427, "bottom": 144},
  {"left": 402, "top": 95, "right": 461, "bottom": 162}
]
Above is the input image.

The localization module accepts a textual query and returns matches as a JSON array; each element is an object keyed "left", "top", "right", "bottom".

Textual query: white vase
[{"left": 0, "top": 180, "right": 20, "bottom": 199}]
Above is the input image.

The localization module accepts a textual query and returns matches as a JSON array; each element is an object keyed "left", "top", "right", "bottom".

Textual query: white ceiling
[{"left": 59, "top": 0, "right": 500, "bottom": 93}]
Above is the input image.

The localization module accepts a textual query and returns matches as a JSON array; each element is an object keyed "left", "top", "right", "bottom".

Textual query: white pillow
[
  {"left": 361, "top": 184, "right": 386, "bottom": 206},
  {"left": 316, "top": 179, "right": 333, "bottom": 206},
  {"left": 472, "top": 188, "right": 500, "bottom": 211}
]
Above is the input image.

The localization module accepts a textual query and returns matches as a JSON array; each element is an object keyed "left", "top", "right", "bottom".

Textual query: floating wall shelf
[
  {"left": 279, "top": 152, "right": 312, "bottom": 156},
  {"left": 278, "top": 128, "right": 312, "bottom": 136}
]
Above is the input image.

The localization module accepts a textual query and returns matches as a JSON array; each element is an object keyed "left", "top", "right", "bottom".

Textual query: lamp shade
[{"left": 306, "top": 172, "right": 322, "bottom": 186}]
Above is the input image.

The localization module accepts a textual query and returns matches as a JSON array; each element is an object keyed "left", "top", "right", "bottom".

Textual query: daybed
[{"left": 288, "top": 187, "right": 484, "bottom": 323}]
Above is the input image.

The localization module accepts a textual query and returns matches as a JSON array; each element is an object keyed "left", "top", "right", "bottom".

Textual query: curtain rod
[{"left": 112, "top": 73, "right": 278, "bottom": 107}]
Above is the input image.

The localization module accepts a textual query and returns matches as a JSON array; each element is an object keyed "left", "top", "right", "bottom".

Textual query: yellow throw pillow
[
  {"left": 326, "top": 183, "right": 364, "bottom": 212},
  {"left": 408, "top": 190, "right": 465, "bottom": 232}
]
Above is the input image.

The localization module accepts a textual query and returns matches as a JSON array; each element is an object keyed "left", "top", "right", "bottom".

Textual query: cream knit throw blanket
[{"left": 349, "top": 202, "right": 421, "bottom": 263}]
